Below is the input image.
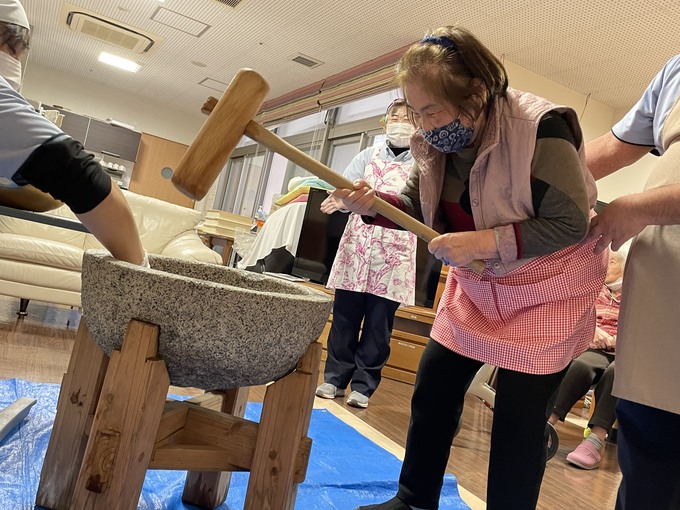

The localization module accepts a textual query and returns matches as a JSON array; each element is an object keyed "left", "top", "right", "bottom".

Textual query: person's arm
[
  {"left": 493, "top": 112, "right": 592, "bottom": 262},
  {"left": 587, "top": 183, "right": 680, "bottom": 252},
  {"left": 586, "top": 131, "right": 653, "bottom": 180},
  {"left": 321, "top": 148, "right": 376, "bottom": 214},
  {"left": 2, "top": 84, "right": 146, "bottom": 265},
  {"left": 13, "top": 134, "right": 146, "bottom": 265},
  {"left": 76, "top": 185, "right": 145, "bottom": 265}
]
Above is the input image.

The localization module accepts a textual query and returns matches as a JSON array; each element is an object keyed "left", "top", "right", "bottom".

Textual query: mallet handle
[{"left": 245, "top": 121, "right": 486, "bottom": 273}]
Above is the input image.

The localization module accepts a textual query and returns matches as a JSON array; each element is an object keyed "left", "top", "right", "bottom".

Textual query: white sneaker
[
  {"left": 316, "top": 383, "right": 345, "bottom": 399},
  {"left": 346, "top": 391, "right": 369, "bottom": 408}
]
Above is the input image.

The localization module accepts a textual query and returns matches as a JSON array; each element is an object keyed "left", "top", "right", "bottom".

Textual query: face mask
[
  {"left": 606, "top": 277, "right": 623, "bottom": 291},
  {"left": 421, "top": 117, "right": 473, "bottom": 153},
  {"left": 0, "top": 51, "right": 22, "bottom": 91},
  {"left": 386, "top": 122, "right": 414, "bottom": 148}
]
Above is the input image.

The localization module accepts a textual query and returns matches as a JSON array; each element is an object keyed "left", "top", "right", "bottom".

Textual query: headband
[
  {"left": 420, "top": 36, "right": 457, "bottom": 51},
  {"left": 385, "top": 98, "right": 406, "bottom": 115}
]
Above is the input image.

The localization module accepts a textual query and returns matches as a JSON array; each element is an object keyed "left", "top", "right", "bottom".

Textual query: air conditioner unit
[{"left": 61, "top": 3, "right": 159, "bottom": 54}]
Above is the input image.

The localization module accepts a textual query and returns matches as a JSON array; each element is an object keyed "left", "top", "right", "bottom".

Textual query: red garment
[
  {"left": 431, "top": 241, "right": 607, "bottom": 374},
  {"left": 595, "top": 285, "right": 620, "bottom": 340}
]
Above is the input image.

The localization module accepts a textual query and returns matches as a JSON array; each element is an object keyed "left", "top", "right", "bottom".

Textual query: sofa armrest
[{"left": 160, "top": 231, "right": 221, "bottom": 264}]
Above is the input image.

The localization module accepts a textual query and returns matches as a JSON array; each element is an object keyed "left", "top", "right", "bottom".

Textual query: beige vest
[
  {"left": 410, "top": 88, "right": 596, "bottom": 275},
  {"left": 613, "top": 97, "right": 680, "bottom": 415}
]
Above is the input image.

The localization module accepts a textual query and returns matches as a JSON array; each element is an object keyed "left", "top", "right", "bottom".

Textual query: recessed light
[
  {"left": 191, "top": 60, "right": 207, "bottom": 67},
  {"left": 98, "top": 52, "right": 141, "bottom": 72}
]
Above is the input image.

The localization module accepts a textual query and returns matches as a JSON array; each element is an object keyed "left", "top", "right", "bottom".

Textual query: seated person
[
  {"left": 548, "top": 246, "right": 627, "bottom": 469},
  {"left": 0, "top": 1, "right": 145, "bottom": 266}
]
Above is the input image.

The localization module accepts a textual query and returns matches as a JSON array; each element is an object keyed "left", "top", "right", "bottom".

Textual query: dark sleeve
[
  {"left": 514, "top": 112, "right": 590, "bottom": 258},
  {"left": 12, "top": 134, "right": 112, "bottom": 214}
]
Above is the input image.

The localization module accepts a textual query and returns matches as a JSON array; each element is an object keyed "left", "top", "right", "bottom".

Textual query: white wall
[
  {"left": 505, "top": 60, "right": 653, "bottom": 201},
  {"left": 21, "top": 64, "right": 205, "bottom": 145}
]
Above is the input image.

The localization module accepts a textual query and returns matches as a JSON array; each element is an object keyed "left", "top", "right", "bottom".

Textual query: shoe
[
  {"left": 346, "top": 390, "right": 369, "bottom": 408},
  {"left": 566, "top": 440, "right": 602, "bottom": 469},
  {"left": 315, "top": 383, "right": 345, "bottom": 399},
  {"left": 356, "top": 496, "right": 412, "bottom": 509}
]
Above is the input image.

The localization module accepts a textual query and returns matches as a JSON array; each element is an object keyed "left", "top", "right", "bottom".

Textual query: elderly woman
[
  {"left": 334, "top": 26, "right": 607, "bottom": 510},
  {"left": 0, "top": 0, "right": 146, "bottom": 266},
  {"left": 548, "top": 247, "right": 627, "bottom": 470}
]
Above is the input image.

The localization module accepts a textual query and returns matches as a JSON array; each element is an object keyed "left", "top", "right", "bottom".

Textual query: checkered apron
[{"left": 431, "top": 240, "right": 607, "bottom": 374}]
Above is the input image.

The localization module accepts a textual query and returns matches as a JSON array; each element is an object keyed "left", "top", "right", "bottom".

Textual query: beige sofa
[{"left": 0, "top": 190, "right": 221, "bottom": 312}]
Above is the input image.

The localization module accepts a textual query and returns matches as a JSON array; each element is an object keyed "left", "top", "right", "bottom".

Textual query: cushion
[{"left": 0, "top": 234, "right": 83, "bottom": 270}]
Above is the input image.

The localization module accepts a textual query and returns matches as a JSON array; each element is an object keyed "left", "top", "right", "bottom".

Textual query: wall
[
  {"left": 506, "top": 60, "right": 654, "bottom": 201},
  {"left": 21, "top": 63, "right": 205, "bottom": 146}
]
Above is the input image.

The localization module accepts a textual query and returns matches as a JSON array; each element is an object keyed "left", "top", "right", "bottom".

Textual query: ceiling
[{"left": 20, "top": 0, "right": 680, "bottom": 119}]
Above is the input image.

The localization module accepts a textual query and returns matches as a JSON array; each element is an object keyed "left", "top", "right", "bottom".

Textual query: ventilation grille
[
  {"left": 213, "top": 0, "right": 244, "bottom": 7},
  {"left": 291, "top": 53, "right": 324, "bottom": 68},
  {"left": 66, "top": 11, "right": 155, "bottom": 53}
]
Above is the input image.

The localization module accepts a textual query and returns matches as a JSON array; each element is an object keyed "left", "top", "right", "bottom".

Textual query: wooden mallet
[{"left": 172, "top": 69, "right": 486, "bottom": 273}]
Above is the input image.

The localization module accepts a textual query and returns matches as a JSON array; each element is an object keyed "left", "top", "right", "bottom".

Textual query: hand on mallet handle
[{"left": 172, "top": 69, "right": 485, "bottom": 274}]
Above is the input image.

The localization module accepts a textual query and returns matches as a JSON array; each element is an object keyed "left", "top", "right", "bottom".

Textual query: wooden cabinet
[
  {"left": 311, "top": 278, "right": 445, "bottom": 385},
  {"left": 55, "top": 110, "right": 141, "bottom": 161},
  {"left": 84, "top": 119, "right": 141, "bottom": 161},
  {"left": 129, "top": 133, "right": 194, "bottom": 208},
  {"left": 58, "top": 110, "right": 89, "bottom": 143}
]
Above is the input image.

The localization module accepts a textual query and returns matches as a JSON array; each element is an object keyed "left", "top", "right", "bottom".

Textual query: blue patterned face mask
[{"left": 420, "top": 118, "right": 474, "bottom": 153}]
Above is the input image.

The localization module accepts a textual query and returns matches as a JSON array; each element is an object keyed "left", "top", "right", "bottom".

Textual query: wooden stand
[{"left": 37, "top": 319, "right": 321, "bottom": 510}]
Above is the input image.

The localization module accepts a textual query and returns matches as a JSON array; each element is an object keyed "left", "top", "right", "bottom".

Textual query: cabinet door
[
  {"left": 130, "top": 133, "right": 194, "bottom": 207},
  {"left": 84, "top": 119, "right": 142, "bottom": 162},
  {"left": 58, "top": 110, "right": 89, "bottom": 144}
]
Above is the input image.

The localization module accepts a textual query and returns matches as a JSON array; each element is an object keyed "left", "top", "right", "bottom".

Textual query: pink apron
[
  {"left": 431, "top": 240, "right": 607, "bottom": 374},
  {"left": 327, "top": 148, "right": 417, "bottom": 305}
]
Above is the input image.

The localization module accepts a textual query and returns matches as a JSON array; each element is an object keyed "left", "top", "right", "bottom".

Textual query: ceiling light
[{"left": 98, "top": 52, "right": 141, "bottom": 72}]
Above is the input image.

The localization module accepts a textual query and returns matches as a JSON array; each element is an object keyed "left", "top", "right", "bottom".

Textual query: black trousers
[
  {"left": 397, "top": 340, "right": 568, "bottom": 510},
  {"left": 552, "top": 349, "right": 617, "bottom": 431},
  {"left": 615, "top": 399, "right": 680, "bottom": 510},
  {"left": 323, "top": 289, "right": 400, "bottom": 397}
]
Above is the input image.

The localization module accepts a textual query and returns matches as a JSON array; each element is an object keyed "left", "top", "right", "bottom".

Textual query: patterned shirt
[{"left": 595, "top": 285, "right": 620, "bottom": 341}]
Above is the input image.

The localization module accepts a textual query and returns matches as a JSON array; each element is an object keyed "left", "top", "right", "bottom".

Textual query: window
[
  {"left": 214, "top": 152, "right": 266, "bottom": 217},
  {"left": 328, "top": 135, "right": 362, "bottom": 175},
  {"left": 213, "top": 89, "right": 403, "bottom": 214}
]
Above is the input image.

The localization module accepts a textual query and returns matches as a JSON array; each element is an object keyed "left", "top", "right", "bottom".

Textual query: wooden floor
[{"left": 0, "top": 296, "right": 621, "bottom": 510}]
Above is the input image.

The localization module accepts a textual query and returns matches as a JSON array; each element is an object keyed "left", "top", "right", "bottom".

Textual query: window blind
[{"left": 256, "top": 64, "right": 400, "bottom": 126}]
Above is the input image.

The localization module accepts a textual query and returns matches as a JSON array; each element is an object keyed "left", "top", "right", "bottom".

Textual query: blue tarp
[{"left": 0, "top": 378, "right": 470, "bottom": 509}]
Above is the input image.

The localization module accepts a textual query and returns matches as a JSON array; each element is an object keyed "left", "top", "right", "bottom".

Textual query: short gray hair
[
  {"left": 0, "top": 21, "right": 30, "bottom": 57},
  {"left": 611, "top": 245, "right": 629, "bottom": 264}
]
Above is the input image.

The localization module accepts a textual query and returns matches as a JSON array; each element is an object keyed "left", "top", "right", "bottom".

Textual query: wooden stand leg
[
  {"left": 36, "top": 319, "right": 109, "bottom": 510},
  {"left": 182, "top": 387, "right": 250, "bottom": 509},
  {"left": 244, "top": 342, "right": 321, "bottom": 510},
  {"left": 70, "top": 320, "right": 170, "bottom": 510}
]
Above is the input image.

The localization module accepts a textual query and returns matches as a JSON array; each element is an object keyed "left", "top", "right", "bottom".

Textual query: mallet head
[{"left": 172, "top": 69, "right": 270, "bottom": 200}]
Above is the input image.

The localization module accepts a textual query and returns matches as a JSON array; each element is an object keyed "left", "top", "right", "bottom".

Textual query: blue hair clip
[{"left": 420, "top": 36, "right": 457, "bottom": 51}]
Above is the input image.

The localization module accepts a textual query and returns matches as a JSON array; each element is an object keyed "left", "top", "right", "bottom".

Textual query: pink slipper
[{"left": 566, "top": 440, "right": 601, "bottom": 469}]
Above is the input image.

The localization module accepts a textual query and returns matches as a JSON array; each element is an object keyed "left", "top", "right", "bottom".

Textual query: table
[{"left": 200, "top": 232, "right": 235, "bottom": 266}]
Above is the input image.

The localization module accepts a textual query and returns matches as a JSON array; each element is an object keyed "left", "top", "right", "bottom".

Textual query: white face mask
[
  {"left": 606, "top": 277, "right": 623, "bottom": 291},
  {"left": 386, "top": 122, "right": 414, "bottom": 148},
  {"left": 0, "top": 50, "right": 22, "bottom": 91}
]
